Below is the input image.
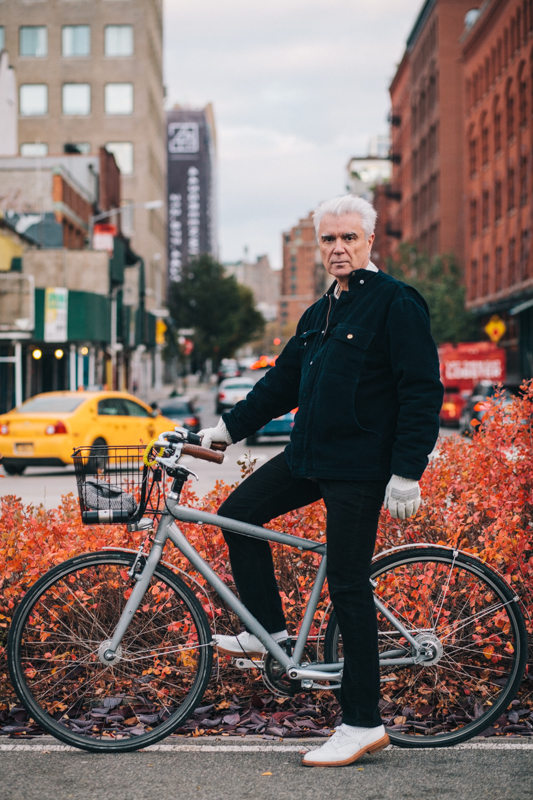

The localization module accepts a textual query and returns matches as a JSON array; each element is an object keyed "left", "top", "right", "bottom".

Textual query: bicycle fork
[{"left": 99, "top": 522, "right": 167, "bottom": 665}]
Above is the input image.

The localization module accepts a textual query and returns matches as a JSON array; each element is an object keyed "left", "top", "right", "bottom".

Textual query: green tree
[
  {"left": 387, "top": 243, "right": 479, "bottom": 345},
  {"left": 168, "top": 254, "right": 265, "bottom": 366}
]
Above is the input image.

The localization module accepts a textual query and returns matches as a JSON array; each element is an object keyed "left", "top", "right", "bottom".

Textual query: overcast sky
[{"left": 164, "top": 0, "right": 423, "bottom": 268}]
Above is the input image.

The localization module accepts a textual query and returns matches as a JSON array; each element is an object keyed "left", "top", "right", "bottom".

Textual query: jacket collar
[{"left": 324, "top": 263, "right": 381, "bottom": 297}]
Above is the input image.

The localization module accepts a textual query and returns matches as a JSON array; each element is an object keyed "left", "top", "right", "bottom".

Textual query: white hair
[{"left": 313, "top": 195, "right": 377, "bottom": 240}]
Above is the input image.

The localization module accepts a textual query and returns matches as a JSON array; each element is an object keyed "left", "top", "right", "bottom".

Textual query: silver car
[{"left": 216, "top": 377, "right": 254, "bottom": 414}]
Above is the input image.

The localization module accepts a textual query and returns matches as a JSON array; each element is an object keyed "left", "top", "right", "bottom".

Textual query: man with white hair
[{"left": 200, "top": 195, "right": 443, "bottom": 767}]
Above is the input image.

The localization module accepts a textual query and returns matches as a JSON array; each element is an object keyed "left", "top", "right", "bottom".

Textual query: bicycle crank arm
[
  {"left": 233, "top": 657, "right": 264, "bottom": 670},
  {"left": 287, "top": 667, "right": 343, "bottom": 682}
]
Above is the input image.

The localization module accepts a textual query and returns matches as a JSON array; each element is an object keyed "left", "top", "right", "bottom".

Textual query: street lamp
[{"left": 88, "top": 199, "right": 164, "bottom": 247}]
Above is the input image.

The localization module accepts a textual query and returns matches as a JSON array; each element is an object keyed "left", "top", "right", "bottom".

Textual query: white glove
[
  {"left": 199, "top": 418, "right": 233, "bottom": 450},
  {"left": 384, "top": 475, "right": 421, "bottom": 520}
]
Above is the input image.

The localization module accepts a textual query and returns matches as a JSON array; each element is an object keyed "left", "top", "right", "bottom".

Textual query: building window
[
  {"left": 481, "top": 125, "right": 489, "bottom": 166},
  {"left": 64, "top": 142, "right": 91, "bottom": 154},
  {"left": 494, "top": 108, "right": 502, "bottom": 152},
  {"left": 105, "top": 25, "right": 134, "bottom": 56},
  {"left": 19, "top": 26, "right": 47, "bottom": 57},
  {"left": 105, "top": 142, "right": 134, "bottom": 174},
  {"left": 62, "top": 84, "right": 91, "bottom": 116},
  {"left": 507, "top": 167, "right": 515, "bottom": 210},
  {"left": 469, "top": 199, "right": 477, "bottom": 238},
  {"left": 470, "top": 259, "right": 478, "bottom": 298},
  {"left": 508, "top": 238, "right": 516, "bottom": 284},
  {"left": 520, "top": 230, "right": 530, "bottom": 280},
  {"left": 19, "top": 84, "right": 48, "bottom": 116},
  {"left": 519, "top": 75, "right": 527, "bottom": 126},
  {"left": 62, "top": 26, "right": 91, "bottom": 57},
  {"left": 469, "top": 138, "right": 478, "bottom": 177},
  {"left": 520, "top": 156, "right": 528, "bottom": 205},
  {"left": 481, "top": 254, "right": 490, "bottom": 296},
  {"left": 482, "top": 190, "right": 490, "bottom": 229},
  {"left": 0, "top": 27, "right": 4, "bottom": 51},
  {"left": 20, "top": 143, "right": 48, "bottom": 157},
  {"left": 531, "top": 53, "right": 533, "bottom": 117},
  {"left": 495, "top": 247, "right": 503, "bottom": 291},
  {"left": 506, "top": 90, "right": 515, "bottom": 138},
  {"left": 494, "top": 180, "right": 502, "bottom": 220},
  {"left": 105, "top": 83, "right": 133, "bottom": 115}
]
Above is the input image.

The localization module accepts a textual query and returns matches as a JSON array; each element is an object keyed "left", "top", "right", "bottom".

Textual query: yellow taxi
[{"left": 0, "top": 390, "right": 176, "bottom": 475}]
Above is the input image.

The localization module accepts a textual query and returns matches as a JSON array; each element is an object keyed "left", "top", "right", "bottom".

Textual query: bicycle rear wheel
[
  {"left": 8, "top": 550, "right": 213, "bottom": 752},
  {"left": 324, "top": 546, "right": 528, "bottom": 747}
]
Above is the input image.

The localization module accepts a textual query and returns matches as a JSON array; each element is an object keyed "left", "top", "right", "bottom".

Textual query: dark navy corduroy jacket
[{"left": 223, "top": 268, "right": 444, "bottom": 481}]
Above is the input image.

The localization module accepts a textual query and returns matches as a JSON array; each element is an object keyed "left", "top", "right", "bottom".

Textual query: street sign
[
  {"left": 44, "top": 287, "right": 68, "bottom": 342},
  {"left": 484, "top": 315, "right": 506, "bottom": 343}
]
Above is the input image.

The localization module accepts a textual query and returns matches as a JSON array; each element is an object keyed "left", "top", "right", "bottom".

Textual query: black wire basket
[{"left": 73, "top": 445, "right": 163, "bottom": 525}]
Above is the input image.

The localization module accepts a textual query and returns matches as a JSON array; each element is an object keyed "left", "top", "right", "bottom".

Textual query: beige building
[
  {"left": 225, "top": 254, "right": 280, "bottom": 322},
  {"left": 0, "top": 0, "right": 166, "bottom": 310}
]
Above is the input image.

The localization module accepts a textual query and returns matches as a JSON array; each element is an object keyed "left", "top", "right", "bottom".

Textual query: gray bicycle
[{"left": 8, "top": 429, "right": 528, "bottom": 753}]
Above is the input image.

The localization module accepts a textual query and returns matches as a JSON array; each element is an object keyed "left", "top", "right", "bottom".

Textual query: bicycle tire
[
  {"left": 324, "top": 546, "right": 528, "bottom": 747},
  {"left": 8, "top": 550, "right": 213, "bottom": 753}
]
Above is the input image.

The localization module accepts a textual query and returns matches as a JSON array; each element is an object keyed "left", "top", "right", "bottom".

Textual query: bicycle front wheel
[
  {"left": 324, "top": 546, "right": 528, "bottom": 747},
  {"left": 8, "top": 550, "right": 213, "bottom": 752}
]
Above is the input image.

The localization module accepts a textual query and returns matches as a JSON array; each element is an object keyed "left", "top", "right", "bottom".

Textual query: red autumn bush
[{"left": 1, "top": 380, "right": 532, "bottom": 710}]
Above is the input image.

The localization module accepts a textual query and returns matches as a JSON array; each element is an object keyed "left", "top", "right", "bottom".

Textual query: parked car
[
  {"left": 458, "top": 381, "right": 518, "bottom": 436},
  {"left": 0, "top": 390, "right": 176, "bottom": 475},
  {"left": 217, "top": 359, "right": 241, "bottom": 383},
  {"left": 154, "top": 396, "right": 201, "bottom": 433},
  {"left": 216, "top": 377, "right": 254, "bottom": 414},
  {"left": 246, "top": 410, "right": 296, "bottom": 445}
]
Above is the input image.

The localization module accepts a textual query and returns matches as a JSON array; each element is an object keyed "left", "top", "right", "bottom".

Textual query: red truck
[{"left": 438, "top": 342, "right": 506, "bottom": 426}]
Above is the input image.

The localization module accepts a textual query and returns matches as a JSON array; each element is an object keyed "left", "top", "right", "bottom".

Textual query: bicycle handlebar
[
  {"left": 181, "top": 443, "right": 225, "bottom": 464},
  {"left": 151, "top": 430, "right": 226, "bottom": 465}
]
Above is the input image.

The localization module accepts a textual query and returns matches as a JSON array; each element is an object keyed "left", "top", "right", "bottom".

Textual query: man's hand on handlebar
[{"left": 199, "top": 418, "right": 233, "bottom": 451}]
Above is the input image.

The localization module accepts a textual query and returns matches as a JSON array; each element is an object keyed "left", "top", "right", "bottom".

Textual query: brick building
[
  {"left": 0, "top": 0, "right": 166, "bottom": 309},
  {"left": 278, "top": 214, "right": 326, "bottom": 331},
  {"left": 388, "top": 0, "right": 474, "bottom": 260},
  {"left": 463, "top": 0, "right": 533, "bottom": 381}
]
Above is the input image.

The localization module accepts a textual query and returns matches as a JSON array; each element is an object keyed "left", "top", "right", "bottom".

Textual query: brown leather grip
[
  {"left": 210, "top": 443, "right": 227, "bottom": 451},
  {"left": 182, "top": 443, "right": 225, "bottom": 464}
]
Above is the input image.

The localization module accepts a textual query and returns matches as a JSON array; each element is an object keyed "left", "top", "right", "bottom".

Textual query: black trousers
[{"left": 218, "top": 451, "right": 387, "bottom": 728}]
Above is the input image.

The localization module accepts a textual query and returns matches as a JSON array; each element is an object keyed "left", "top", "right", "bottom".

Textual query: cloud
[{"left": 164, "top": 0, "right": 423, "bottom": 266}]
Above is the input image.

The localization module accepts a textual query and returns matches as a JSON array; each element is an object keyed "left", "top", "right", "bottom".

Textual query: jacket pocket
[
  {"left": 299, "top": 329, "right": 319, "bottom": 348},
  {"left": 324, "top": 324, "right": 375, "bottom": 375}
]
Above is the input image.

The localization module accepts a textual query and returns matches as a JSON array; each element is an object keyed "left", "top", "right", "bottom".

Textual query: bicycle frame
[{"left": 103, "top": 499, "right": 429, "bottom": 684}]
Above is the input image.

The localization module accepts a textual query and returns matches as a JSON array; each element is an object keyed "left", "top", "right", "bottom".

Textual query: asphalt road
[
  {"left": 0, "top": 378, "right": 458, "bottom": 508},
  {"left": 0, "top": 738, "right": 531, "bottom": 800},
  {"left": 0, "top": 381, "right": 287, "bottom": 506}
]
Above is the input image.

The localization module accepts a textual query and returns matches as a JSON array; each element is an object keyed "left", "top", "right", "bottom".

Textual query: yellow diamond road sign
[{"left": 484, "top": 315, "right": 506, "bottom": 343}]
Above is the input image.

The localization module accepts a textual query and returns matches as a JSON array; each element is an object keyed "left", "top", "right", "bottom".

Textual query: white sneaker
[
  {"left": 302, "top": 723, "right": 389, "bottom": 767},
  {"left": 213, "top": 630, "right": 288, "bottom": 657}
]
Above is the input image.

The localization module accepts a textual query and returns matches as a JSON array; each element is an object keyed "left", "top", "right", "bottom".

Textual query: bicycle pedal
[{"left": 232, "top": 657, "right": 264, "bottom": 670}]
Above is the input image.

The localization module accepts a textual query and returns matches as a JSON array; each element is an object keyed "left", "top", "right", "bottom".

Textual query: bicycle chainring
[{"left": 263, "top": 644, "right": 317, "bottom": 697}]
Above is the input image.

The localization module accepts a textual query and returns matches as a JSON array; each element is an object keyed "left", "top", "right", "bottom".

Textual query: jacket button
[
  {"left": 360, "top": 279, "right": 364, "bottom": 284},
  {"left": 310, "top": 360, "right": 313, "bottom": 364},
  {"left": 347, "top": 334, "right": 353, "bottom": 339}
]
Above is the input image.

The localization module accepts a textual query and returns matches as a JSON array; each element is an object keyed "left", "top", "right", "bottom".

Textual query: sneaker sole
[
  {"left": 215, "top": 644, "right": 266, "bottom": 658},
  {"left": 302, "top": 733, "right": 390, "bottom": 768}
]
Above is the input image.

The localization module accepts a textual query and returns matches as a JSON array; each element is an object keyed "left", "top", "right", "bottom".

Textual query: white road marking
[{"left": 1, "top": 741, "right": 532, "bottom": 753}]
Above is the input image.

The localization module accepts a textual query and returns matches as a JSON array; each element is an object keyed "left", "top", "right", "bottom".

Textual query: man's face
[{"left": 318, "top": 213, "right": 375, "bottom": 283}]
